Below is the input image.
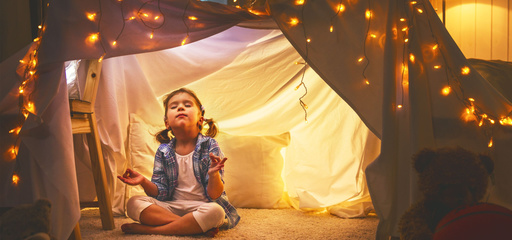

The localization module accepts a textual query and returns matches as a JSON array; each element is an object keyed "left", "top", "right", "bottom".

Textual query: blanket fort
[{"left": 1, "top": 0, "right": 512, "bottom": 239}]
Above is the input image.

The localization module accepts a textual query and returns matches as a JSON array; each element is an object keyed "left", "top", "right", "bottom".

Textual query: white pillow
[
  {"left": 216, "top": 132, "right": 291, "bottom": 208},
  {"left": 127, "top": 114, "right": 162, "bottom": 199},
  {"left": 127, "top": 113, "right": 291, "bottom": 208}
]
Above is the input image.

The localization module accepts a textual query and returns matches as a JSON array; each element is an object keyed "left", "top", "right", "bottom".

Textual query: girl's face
[{"left": 164, "top": 92, "right": 203, "bottom": 131}]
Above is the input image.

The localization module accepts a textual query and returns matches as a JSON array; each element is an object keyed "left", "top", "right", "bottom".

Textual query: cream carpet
[{"left": 79, "top": 208, "right": 379, "bottom": 239}]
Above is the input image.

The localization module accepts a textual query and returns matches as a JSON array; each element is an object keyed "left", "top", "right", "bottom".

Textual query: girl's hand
[
  {"left": 208, "top": 152, "right": 227, "bottom": 176},
  {"left": 117, "top": 168, "right": 144, "bottom": 186}
]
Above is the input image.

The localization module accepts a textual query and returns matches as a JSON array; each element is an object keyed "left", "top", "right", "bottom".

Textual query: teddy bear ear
[
  {"left": 478, "top": 154, "right": 494, "bottom": 174},
  {"left": 413, "top": 148, "right": 436, "bottom": 173}
]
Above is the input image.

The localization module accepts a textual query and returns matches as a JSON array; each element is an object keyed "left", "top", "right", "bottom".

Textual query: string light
[
  {"left": 441, "top": 86, "right": 451, "bottom": 96},
  {"left": 12, "top": 173, "right": 20, "bottom": 186}
]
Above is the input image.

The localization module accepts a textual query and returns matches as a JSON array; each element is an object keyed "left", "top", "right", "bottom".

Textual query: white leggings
[{"left": 126, "top": 195, "right": 226, "bottom": 232}]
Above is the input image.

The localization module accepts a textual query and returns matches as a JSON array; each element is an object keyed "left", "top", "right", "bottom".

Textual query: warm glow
[
  {"left": 370, "top": 33, "right": 377, "bottom": 38},
  {"left": 411, "top": 1, "right": 417, "bottom": 4},
  {"left": 128, "top": 16, "right": 136, "bottom": 20},
  {"left": 402, "top": 27, "right": 408, "bottom": 32},
  {"left": 188, "top": 16, "right": 198, "bottom": 20},
  {"left": 12, "top": 173, "right": 19, "bottom": 186},
  {"left": 499, "top": 117, "right": 512, "bottom": 125},
  {"left": 289, "top": 18, "right": 299, "bottom": 26},
  {"left": 181, "top": 36, "right": 188, "bottom": 46},
  {"left": 433, "top": 65, "right": 441, "bottom": 69},
  {"left": 9, "top": 127, "right": 22, "bottom": 135},
  {"left": 86, "top": 12, "right": 97, "bottom": 21},
  {"left": 400, "top": 18, "right": 406, "bottom": 22},
  {"left": 468, "top": 97, "right": 475, "bottom": 102},
  {"left": 365, "top": 79, "right": 370, "bottom": 85},
  {"left": 409, "top": 53, "right": 415, "bottom": 63},
  {"left": 98, "top": 53, "right": 105, "bottom": 63},
  {"left": 397, "top": 104, "right": 403, "bottom": 109},
  {"left": 87, "top": 33, "right": 100, "bottom": 43},
  {"left": 337, "top": 4, "right": 345, "bottom": 12},
  {"left": 365, "top": 10, "right": 372, "bottom": 19},
  {"left": 404, "top": 38, "right": 409, "bottom": 43},
  {"left": 26, "top": 102, "right": 35, "bottom": 113},
  {"left": 142, "top": 13, "right": 149, "bottom": 18},
  {"left": 33, "top": 37, "right": 40, "bottom": 42},
  {"left": 441, "top": 86, "right": 451, "bottom": 96},
  {"left": 417, "top": 8, "right": 423, "bottom": 13},
  {"left": 488, "top": 138, "right": 493, "bottom": 148},
  {"left": 29, "top": 70, "right": 35, "bottom": 76},
  {"left": 306, "top": 38, "right": 311, "bottom": 43},
  {"left": 358, "top": 57, "right": 364, "bottom": 62},
  {"left": 295, "top": 0, "right": 305, "bottom": 5},
  {"left": 462, "top": 108, "right": 477, "bottom": 122},
  {"left": 112, "top": 41, "right": 117, "bottom": 46},
  {"left": 154, "top": 15, "right": 160, "bottom": 20},
  {"left": 330, "top": 26, "right": 334, "bottom": 32},
  {"left": 461, "top": 66, "right": 470, "bottom": 75},
  {"left": 150, "top": 31, "right": 154, "bottom": 39},
  {"left": 19, "top": 86, "right": 24, "bottom": 94}
]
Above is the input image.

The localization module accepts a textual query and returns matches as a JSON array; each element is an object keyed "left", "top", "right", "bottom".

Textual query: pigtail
[
  {"left": 156, "top": 129, "right": 171, "bottom": 143},
  {"left": 203, "top": 118, "right": 218, "bottom": 138}
]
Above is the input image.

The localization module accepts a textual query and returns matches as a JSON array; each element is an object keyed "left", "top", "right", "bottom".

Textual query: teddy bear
[
  {"left": 398, "top": 146, "right": 494, "bottom": 240},
  {"left": 0, "top": 198, "right": 52, "bottom": 240}
]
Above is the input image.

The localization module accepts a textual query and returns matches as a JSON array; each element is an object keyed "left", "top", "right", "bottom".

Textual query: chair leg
[
  {"left": 69, "top": 223, "right": 82, "bottom": 240},
  {"left": 86, "top": 113, "right": 115, "bottom": 230}
]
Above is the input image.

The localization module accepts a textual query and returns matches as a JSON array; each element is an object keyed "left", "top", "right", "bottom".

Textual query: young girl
[{"left": 118, "top": 88, "right": 240, "bottom": 236}]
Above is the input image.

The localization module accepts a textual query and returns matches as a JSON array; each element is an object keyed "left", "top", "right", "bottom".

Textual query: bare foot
[
  {"left": 204, "top": 227, "right": 219, "bottom": 237},
  {"left": 121, "top": 223, "right": 143, "bottom": 234}
]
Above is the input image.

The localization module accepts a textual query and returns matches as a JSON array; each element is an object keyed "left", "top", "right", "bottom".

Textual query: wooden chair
[{"left": 69, "top": 59, "right": 115, "bottom": 239}]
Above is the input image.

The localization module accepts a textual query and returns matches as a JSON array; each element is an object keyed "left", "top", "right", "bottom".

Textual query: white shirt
[{"left": 172, "top": 151, "right": 209, "bottom": 202}]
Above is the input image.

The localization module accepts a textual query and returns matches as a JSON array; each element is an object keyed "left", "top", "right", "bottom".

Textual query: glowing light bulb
[
  {"left": 150, "top": 30, "right": 154, "bottom": 39},
  {"left": 306, "top": 38, "right": 311, "bottom": 43},
  {"left": 432, "top": 44, "right": 438, "bottom": 50},
  {"left": 397, "top": 104, "right": 403, "bottom": 109},
  {"left": 112, "top": 41, "right": 117, "bottom": 46},
  {"left": 409, "top": 53, "right": 415, "bottom": 63},
  {"left": 433, "top": 65, "right": 441, "bottom": 69},
  {"left": 365, "top": 10, "right": 372, "bottom": 19},
  {"left": 330, "top": 26, "right": 334, "bottom": 32},
  {"left": 87, "top": 12, "right": 97, "bottom": 21},
  {"left": 289, "top": 18, "right": 299, "bottom": 26},
  {"left": 441, "top": 86, "right": 451, "bottom": 96},
  {"left": 400, "top": 18, "right": 406, "bottom": 22},
  {"left": 404, "top": 38, "right": 409, "bottom": 43},
  {"left": 127, "top": 16, "right": 136, "bottom": 20},
  {"left": 26, "top": 102, "right": 34, "bottom": 113},
  {"left": 370, "top": 33, "right": 377, "bottom": 38},
  {"left": 468, "top": 97, "right": 475, "bottom": 102},
  {"left": 87, "top": 33, "right": 100, "bottom": 43},
  {"left": 19, "top": 60, "right": 26, "bottom": 64},
  {"left": 358, "top": 57, "right": 364, "bottom": 63},
  {"left": 12, "top": 173, "right": 19, "bottom": 186},
  {"left": 365, "top": 79, "right": 370, "bottom": 85},
  {"left": 295, "top": 0, "right": 304, "bottom": 5},
  {"left": 142, "top": 13, "right": 149, "bottom": 18},
  {"left": 181, "top": 36, "right": 188, "bottom": 46},
  {"left": 154, "top": 16, "right": 160, "bottom": 20},
  {"left": 33, "top": 37, "right": 40, "bottom": 42},
  {"left": 402, "top": 27, "right": 408, "bottom": 32},
  {"left": 417, "top": 8, "right": 423, "bottom": 13},
  {"left": 188, "top": 16, "right": 198, "bottom": 20},
  {"left": 337, "top": 4, "right": 345, "bottom": 12},
  {"left": 98, "top": 53, "right": 105, "bottom": 63},
  {"left": 488, "top": 138, "right": 493, "bottom": 147},
  {"left": 461, "top": 66, "right": 470, "bottom": 75}
]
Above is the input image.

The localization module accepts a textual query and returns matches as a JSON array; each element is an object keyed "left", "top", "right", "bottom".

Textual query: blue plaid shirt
[{"left": 151, "top": 133, "right": 240, "bottom": 229}]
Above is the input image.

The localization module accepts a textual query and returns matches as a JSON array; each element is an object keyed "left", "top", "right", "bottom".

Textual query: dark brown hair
[{"left": 156, "top": 88, "right": 218, "bottom": 143}]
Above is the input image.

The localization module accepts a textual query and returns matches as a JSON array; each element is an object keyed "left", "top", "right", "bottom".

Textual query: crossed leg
[{"left": 121, "top": 204, "right": 203, "bottom": 235}]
